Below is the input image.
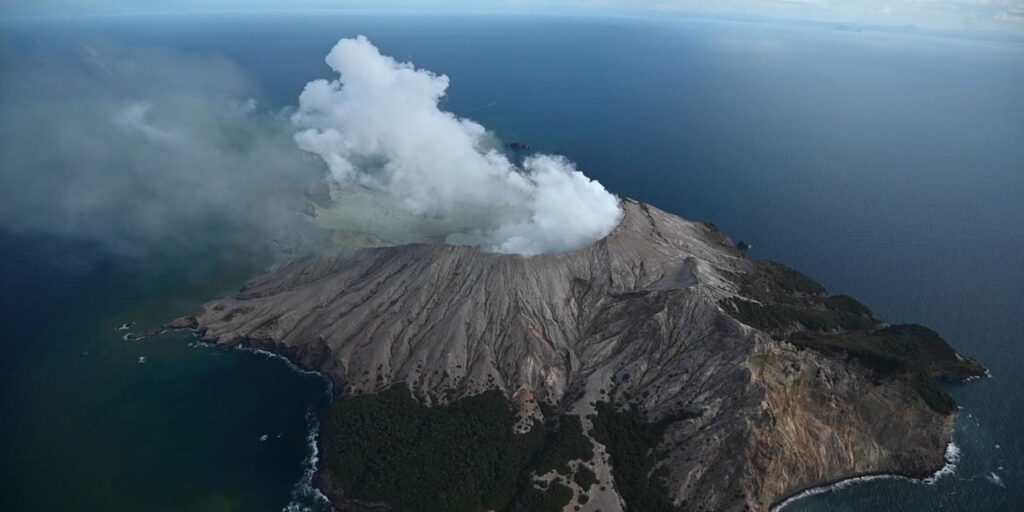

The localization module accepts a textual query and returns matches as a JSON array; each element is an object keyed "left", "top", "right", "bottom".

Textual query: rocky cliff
[{"left": 178, "top": 199, "right": 984, "bottom": 512}]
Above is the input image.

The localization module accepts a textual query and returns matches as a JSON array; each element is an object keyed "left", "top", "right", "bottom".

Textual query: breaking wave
[
  {"left": 283, "top": 411, "right": 333, "bottom": 512},
  {"left": 771, "top": 440, "right": 961, "bottom": 511}
]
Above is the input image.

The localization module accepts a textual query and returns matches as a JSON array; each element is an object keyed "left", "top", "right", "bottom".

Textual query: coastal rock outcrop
[{"left": 181, "top": 199, "right": 983, "bottom": 511}]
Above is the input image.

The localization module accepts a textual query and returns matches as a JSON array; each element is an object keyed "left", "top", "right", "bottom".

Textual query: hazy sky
[{"left": 2, "top": 0, "right": 1022, "bottom": 34}]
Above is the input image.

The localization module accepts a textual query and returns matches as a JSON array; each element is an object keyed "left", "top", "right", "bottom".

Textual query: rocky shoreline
[{"left": 769, "top": 440, "right": 961, "bottom": 511}]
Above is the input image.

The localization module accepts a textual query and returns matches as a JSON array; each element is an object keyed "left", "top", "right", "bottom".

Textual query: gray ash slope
[{"left": 181, "top": 199, "right": 984, "bottom": 512}]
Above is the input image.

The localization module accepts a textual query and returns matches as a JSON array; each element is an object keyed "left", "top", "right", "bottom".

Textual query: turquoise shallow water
[{"left": 1, "top": 12, "right": 1022, "bottom": 511}]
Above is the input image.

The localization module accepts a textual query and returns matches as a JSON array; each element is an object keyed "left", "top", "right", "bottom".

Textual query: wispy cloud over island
[{"left": 0, "top": 43, "right": 317, "bottom": 256}]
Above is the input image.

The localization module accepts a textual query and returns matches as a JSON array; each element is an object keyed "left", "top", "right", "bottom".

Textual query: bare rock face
[{"left": 183, "top": 199, "right": 983, "bottom": 511}]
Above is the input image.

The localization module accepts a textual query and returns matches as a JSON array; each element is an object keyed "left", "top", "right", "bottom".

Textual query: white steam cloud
[{"left": 292, "top": 36, "right": 622, "bottom": 256}]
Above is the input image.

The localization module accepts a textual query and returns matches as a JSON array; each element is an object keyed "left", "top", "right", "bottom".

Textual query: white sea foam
[
  {"left": 246, "top": 346, "right": 334, "bottom": 398},
  {"left": 986, "top": 472, "right": 1005, "bottom": 488},
  {"left": 224, "top": 342, "right": 335, "bottom": 510},
  {"left": 282, "top": 411, "right": 333, "bottom": 512},
  {"left": 185, "top": 333, "right": 336, "bottom": 510},
  {"left": 771, "top": 440, "right": 961, "bottom": 511},
  {"left": 924, "top": 440, "right": 961, "bottom": 484},
  {"left": 962, "top": 367, "right": 993, "bottom": 382},
  {"left": 186, "top": 335, "right": 333, "bottom": 395}
]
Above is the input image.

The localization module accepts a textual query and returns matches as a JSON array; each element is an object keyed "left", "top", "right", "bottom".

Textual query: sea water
[{"left": 1, "top": 12, "right": 1021, "bottom": 511}]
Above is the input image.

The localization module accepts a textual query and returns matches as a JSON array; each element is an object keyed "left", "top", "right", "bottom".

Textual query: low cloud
[{"left": 0, "top": 43, "right": 320, "bottom": 257}]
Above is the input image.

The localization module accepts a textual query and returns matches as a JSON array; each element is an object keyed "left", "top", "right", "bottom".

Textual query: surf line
[
  {"left": 770, "top": 440, "right": 961, "bottom": 511},
  {"left": 179, "top": 333, "right": 337, "bottom": 511},
  {"left": 283, "top": 410, "right": 333, "bottom": 512},
  {"left": 244, "top": 345, "right": 335, "bottom": 398},
  {"left": 228, "top": 341, "right": 336, "bottom": 512}
]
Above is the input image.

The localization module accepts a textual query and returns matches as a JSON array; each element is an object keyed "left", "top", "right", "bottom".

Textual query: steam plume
[{"left": 292, "top": 36, "right": 622, "bottom": 255}]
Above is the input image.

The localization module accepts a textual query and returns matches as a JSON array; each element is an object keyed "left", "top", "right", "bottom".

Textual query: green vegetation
[
  {"left": 791, "top": 325, "right": 956, "bottom": 368},
  {"left": 724, "top": 257, "right": 985, "bottom": 416},
  {"left": 321, "top": 385, "right": 536, "bottom": 511},
  {"left": 320, "top": 384, "right": 594, "bottom": 512},
  {"left": 740, "top": 260, "right": 828, "bottom": 300},
  {"left": 724, "top": 261, "right": 876, "bottom": 334},
  {"left": 824, "top": 294, "right": 873, "bottom": 317},
  {"left": 589, "top": 402, "right": 682, "bottom": 512},
  {"left": 534, "top": 415, "right": 594, "bottom": 475},
  {"left": 907, "top": 370, "right": 957, "bottom": 415},
  {"left": 724, "top": 297, "right": 876, "bottom": 333},
  {"left": 574, "top": 464, "right": 597, "bottom": 490},
  {"left": 789, "top": 325, "right": 986, "bottom": 414}
]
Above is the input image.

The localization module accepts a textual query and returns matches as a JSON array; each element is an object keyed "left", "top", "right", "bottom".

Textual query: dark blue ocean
[{"left": 1, "top": 12, "right": 1021, "bottom": 511}]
